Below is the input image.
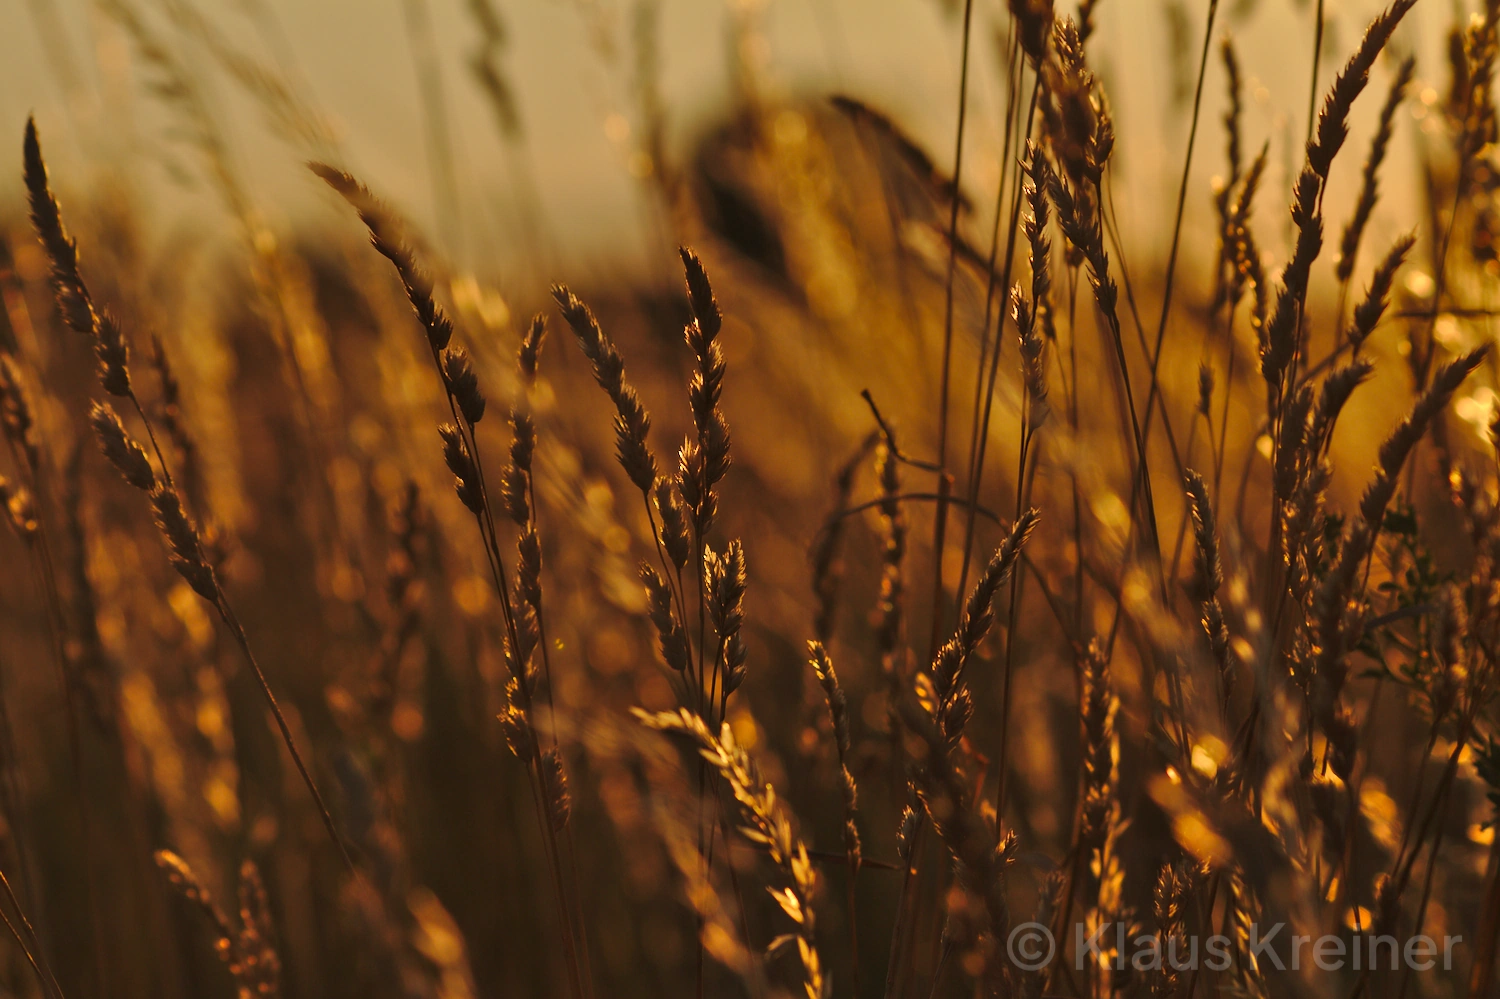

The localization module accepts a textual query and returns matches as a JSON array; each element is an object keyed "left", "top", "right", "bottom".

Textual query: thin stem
[
  {"left": 1306, "top": 0, "right": 1326, "bottom": 147},
  {"left": 527, "top": 475, "right": 597, "bottom": 999},
  {"left": 882, "top": 817, "right": 925, "bottom": 999},
  {"left": 0, "top": 864, "right": 61, "bottom": 999},
  {"left": 1139, "top": 0, "right": 1221, "bottom": 462},
  {"left": 930, "top": 0, "right": 977, "bottom": 659},
  {"left": 214, "top": 597, "right": 355, "bottom": 874},
  {"left": 995, "top": 436, "right": 1042, "bottom": 829},
  {"left": 1212, "top": 296, "right": 1239, "bottom": 498},
  {"left": 0, "top": 868, "right": 59, "bottom": 999},
  {"left": 956, "top": 33, "right": 1025, "bottom": 604},
  {"left": 956, "top": 75, "right": 1042, "bottom": 612}
]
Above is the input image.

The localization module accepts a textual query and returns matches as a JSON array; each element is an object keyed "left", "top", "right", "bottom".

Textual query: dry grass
[{"left": 3, "top": 1, "right": 1500, "bottom": 998}]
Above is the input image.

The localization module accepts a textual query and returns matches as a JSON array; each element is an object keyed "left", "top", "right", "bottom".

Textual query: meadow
[{"left": 2, "top": 0, "right": 1500, "bottom": 997}]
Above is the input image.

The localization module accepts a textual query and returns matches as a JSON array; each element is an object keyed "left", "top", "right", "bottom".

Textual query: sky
[{"left": 0, "top": 0, "right": 1468, "bottom": 286}]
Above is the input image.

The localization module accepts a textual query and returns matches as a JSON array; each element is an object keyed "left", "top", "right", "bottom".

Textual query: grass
[{"left": 2, "top": 0, "right": 1500, "bottom": 997}]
